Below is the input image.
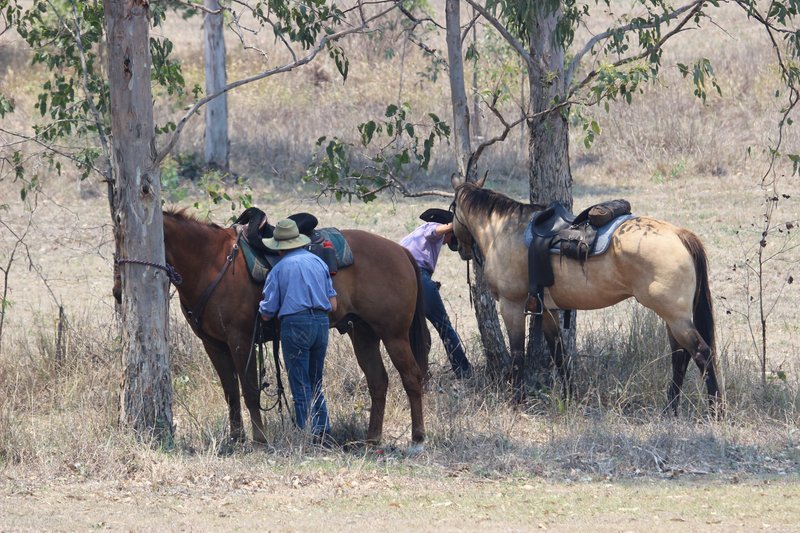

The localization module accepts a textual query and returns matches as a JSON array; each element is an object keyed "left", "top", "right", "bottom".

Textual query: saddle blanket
[{"left": 240, "top": 227, "right": 353, "bottom": 284}]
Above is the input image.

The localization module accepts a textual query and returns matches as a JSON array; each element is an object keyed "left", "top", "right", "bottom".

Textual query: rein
[
  {"left": 450, "top": 194, "right": 482, "bottom": 311},
  {"left": 116, "top": 257, "right": 183, "bottom": 285},
  {"left": 184, "top": 230, "right": 241, "bottom": 329},
  {"left": 246, "top": 314, "right": 291, "bottom": 415}
]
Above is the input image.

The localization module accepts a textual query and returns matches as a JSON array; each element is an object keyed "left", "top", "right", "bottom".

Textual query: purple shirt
[{"left": 400, "top": 222, "right": 444, "bottom": 273}]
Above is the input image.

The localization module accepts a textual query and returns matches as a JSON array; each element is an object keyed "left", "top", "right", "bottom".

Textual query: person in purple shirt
[
  {"left": 400, "top": 209, "right": 473, "bottom": 379},
  {"left": 260, "top": 218, "right": 338, "bottom": 440}
]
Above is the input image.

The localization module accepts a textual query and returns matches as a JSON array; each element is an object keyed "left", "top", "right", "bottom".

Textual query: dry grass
[{"left": 0, "top": 2, "right": 799, "bottom": 521}]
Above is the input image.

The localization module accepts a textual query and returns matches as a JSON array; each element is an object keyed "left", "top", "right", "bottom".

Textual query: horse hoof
[{"left": 406, "top": 442, "right": 425, "bottom": 456}]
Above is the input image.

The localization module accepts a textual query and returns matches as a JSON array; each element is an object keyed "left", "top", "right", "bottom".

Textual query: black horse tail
[
  {"left": 678, "top": 230, "right": 716, "bottom": 354},
  {"left": 404, "top": 248, "right": 431, "bottom": 377}
]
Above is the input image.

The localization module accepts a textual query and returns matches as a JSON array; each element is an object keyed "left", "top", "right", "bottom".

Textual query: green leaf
[{"left": 359, "top": 120, "right": 377, "bottom": 146}]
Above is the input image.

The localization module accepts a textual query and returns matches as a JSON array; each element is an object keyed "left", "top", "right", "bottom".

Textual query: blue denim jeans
[
  {"left": 280, "top": 310, "right": 331, "bottom": 435},
  {"left": 420, "top": 269, "right": 472, "bottom": 375}
]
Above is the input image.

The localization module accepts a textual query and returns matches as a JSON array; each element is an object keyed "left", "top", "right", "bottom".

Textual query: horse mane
[
  {"left": 163, "top": 207, "right": 224, "bottom": 230},
  {"left": 457, "top": 182, "right": 537, "bottom": 222}
]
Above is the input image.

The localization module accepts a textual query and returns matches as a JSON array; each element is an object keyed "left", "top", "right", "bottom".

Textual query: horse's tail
[
  {"left": 678, "top": 229, "right": 716, "bottom": 353},
  {"left": 404, "top": 248, "right": 431, "bottom": 376}
]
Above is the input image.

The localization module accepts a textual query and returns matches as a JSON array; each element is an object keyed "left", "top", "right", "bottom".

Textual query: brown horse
[
  {"left": 449, "top": 176, "right": 721, "bottom": 414},
  {"left": 115, "top": 209, "right": 430, "bottom": 447}
]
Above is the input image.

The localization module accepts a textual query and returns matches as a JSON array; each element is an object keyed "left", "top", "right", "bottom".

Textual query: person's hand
[
  {"left": 435, "top": 222, "right": 453, "bottom": 236},
  {"left": 261, "top": 314, "right": 272, "bottom": 322}
]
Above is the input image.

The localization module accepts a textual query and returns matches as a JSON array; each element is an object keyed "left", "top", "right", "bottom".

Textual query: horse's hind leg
[
  {"left": 665, "top": 330, "right": 691, "bottom": 416},
  {"left": 382, "top": 335, "right": 426, "bottom": 445},
  {"left": 349, "top": 324, "right": 389, "bottom": 444},
  {"left": 666, "top": 322, "right": 721, "bottom": 417},
  {"left": 686, "top": 329, "right": 722, "bottom": 417},
  {"left": 202, "top": 340, "right": 245, "bottom": 442}
]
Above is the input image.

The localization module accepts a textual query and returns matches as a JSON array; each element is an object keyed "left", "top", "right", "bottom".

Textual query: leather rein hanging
[{"left": 449, "top": 196, "right": 482, "bottom": 310}]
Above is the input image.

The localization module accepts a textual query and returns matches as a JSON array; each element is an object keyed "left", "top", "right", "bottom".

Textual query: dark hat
[
  {"left": 419, "top": 208, "right": 453, "bottom": 225},
  {"left": 287, "top": 212, "right": 319, "bottom": 236}
]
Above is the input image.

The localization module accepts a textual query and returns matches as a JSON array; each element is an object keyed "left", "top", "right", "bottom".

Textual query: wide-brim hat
[
  {"left": 263, "top": 219, "right": 311, "bottom": 251},
  {"left": 419, "top": 208, "right": 453, "bottom": 225}
]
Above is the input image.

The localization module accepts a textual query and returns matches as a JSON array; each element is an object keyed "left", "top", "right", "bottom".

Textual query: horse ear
[
  {"left": 475, "top": 170, "right": 488, "bottom": 189},
  {"left": 450, "top": 172, "right": 464, "bottom": 190}
]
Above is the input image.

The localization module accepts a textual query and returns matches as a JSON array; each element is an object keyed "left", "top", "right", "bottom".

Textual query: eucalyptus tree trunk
[
  {"left": 446, "top": 0, "right": 511, "bottom": 376},
  {"left": 446, "top": 0, "right": 473, "bottom": 180},
  {"left": 104, "top": 0, "right": 174, "bottom": 443},
  {"left": 525, "top": 3, "right": 576, "bottom": 390},
  {"left": 203, "top": 0, "right": 229, "bottom": 170}
]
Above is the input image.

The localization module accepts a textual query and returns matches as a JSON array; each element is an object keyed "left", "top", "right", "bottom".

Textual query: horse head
[{"left": 449, "top": 173, "right": 486, "bottom": 261}]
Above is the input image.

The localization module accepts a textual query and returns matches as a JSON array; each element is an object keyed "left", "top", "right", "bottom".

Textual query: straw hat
[{"left": 262, "top": 219, "right": 311, "bottom": 251}]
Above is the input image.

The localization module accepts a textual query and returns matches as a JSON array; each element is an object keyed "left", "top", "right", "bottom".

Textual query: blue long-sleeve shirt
[{"left": 259, "top": 248, "right": 337, "bottom": 319}]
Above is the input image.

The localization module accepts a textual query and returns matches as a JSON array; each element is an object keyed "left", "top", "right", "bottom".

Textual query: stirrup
[{"left": 524, "top": 293, "right": 543, "bottom": 316}]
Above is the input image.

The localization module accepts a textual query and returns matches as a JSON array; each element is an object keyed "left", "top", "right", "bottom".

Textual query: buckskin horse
[
  {"left": 114, "top": 208, "right": 430, "bottom": 447},
  {"left": 449, "top": 175, "right": 721, "bottom": 415}
]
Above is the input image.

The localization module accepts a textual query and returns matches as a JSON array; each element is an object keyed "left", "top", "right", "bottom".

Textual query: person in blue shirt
[
  {"left": 259, "top": 218, "right": 338, "bottom": 440},
  {"left": 400, "top": 209, "right": 473, "bottom": 379}
]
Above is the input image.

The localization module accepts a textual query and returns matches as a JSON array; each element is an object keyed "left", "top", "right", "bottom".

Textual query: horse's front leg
[
  {"left": 542, "top": 310, "right": 572, "bottom": 400},
  {"left": 229, "top": 340, "right": 267, "bottom": 444},
  {"left": 202, "top": 340, "right": 246, "bottom": 442},
  {"left": 499, "top": 299, "right": 527, "bottom": 402}
]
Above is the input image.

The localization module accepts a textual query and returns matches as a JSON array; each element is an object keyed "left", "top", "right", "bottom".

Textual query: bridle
[
  {"left": 449, "top": 191, "right": 483, "bottom": 268},
  {"left": 449, "top": 191, "right": 482, "bottom": 309}
]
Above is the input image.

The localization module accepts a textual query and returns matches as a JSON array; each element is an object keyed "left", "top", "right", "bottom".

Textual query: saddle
[
  {"left": 234, "top": 207, "right": 353, "bottom": 284},
  {"left": 526, "top": 199, "right": 632, "bottom": 317}
]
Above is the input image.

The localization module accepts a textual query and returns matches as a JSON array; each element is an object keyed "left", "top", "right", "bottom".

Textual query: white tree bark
[
  {"left": 203, "top": 0, "right": 229, "bottom": 170},
  {"left": 104, "top": 0, "right": 174, "bottom": 442}
]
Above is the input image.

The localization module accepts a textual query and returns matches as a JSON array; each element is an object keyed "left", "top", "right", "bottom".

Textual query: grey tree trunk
[
  {"left": 445, "top": 0, "right": 473, "bottom": 180},
  {"left": 203, "top": 0, "right": 229, "bottom": 170},
  {"left": 104, "top": 0, "right": 174, "bottom": 443},
  {"left": 446, "top": 0, "right": 511, "bottom": 376},
  {"left": 525, "top": 4, "right": 576, "bottom": 390}
]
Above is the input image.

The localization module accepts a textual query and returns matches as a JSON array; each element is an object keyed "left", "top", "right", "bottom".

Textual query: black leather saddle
[{"left": 527, "top": 199, "right": 631, "bottom": 316}]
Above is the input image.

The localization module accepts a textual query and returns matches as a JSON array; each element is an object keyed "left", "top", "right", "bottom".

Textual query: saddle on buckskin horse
[{"left": 525, "top": 199, "right": 633, "bottom": 316}]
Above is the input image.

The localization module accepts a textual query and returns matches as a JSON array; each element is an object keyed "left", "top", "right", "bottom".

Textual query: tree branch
[
  {"left": 155, "top": 1, "right": 403, "bottom": 167},
  {"left": 172, "top": 0, "right": 223, "bottom": 15},
  {"left": 469, "top": 100, "right": 527, "bottom": 174},
  {"left": 0, "top": 126, "right": 104, "bottom": 177},
  {"left": 569, "top": 1, "right": 704, "bottom": 98},
  {"left": 566, "top": 0, "right": 704, "bottom": 88},
  {"left": 67, "top": 0, "right": 115, "bottom": 200},
  {"left": 461, "top": 0, "right": 539, "bottom": 71}
]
